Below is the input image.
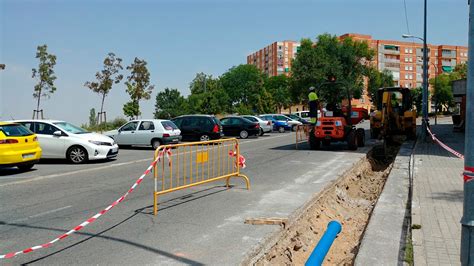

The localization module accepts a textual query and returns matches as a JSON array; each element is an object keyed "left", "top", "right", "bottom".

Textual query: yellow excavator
[{"left": 370, "top": 87, "right": 417, "bottom": 140}]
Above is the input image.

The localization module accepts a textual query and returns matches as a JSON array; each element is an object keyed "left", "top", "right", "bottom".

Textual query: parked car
[
  {"left": 104, "top": 119, "right": 181, "bottom": 149},
  {"left": 258, "top": 114, "right": 291, "bottom": 133},
  {"left": 240, "top": 115, "right": 272, "bottom": 136},
  {"left": 0, "top": 122, "right": 42, "bottom": 170},
  {"left": 171, "top": 115, "right": 223, "bottom": 141},
  {"left": 260, "top": 114, "right": 302, "bottom": 131},
  {"left": 284, "top": 114, "right": 310, "bottom": 125},
  {"left": 220, "top": 116, "right": 260, "bottom": 139},
  {"left": 14, "top": 120, "right": 118, "bottom": 164},
  {"left": 292, "top": 111, "right": 311, "bottom": 122}
]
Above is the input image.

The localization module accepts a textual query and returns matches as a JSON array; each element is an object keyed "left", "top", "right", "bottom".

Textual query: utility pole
[
  {"left": 461, "top": 1, "right": 474, "bottom": 264},
  {"left": 421, "top": 0, "right": 429, "bottom": 141},
  {"left": 432, "top": 63, "right": 438, "bottom": 125}
]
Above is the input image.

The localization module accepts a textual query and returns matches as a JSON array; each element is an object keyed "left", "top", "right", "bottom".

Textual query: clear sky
[{"left": 0, "top": 0, "right": 469, "bottom": 125}]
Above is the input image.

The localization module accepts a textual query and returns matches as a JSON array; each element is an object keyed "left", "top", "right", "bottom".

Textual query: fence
[
  {"left": 153, "top": 138, "right": 250, "bottom": 215},
  {"left": 296, "top": 124, "right": 312, "bottom": 149}
]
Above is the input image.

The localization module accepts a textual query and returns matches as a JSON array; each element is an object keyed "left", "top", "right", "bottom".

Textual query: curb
[{"left": 355, "top": 141, "right": 415, "bottom": 265}]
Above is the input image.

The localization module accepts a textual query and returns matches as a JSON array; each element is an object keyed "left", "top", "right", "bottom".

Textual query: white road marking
[
  {"left": 0, "top": 133, "right": 294, "bottom": 187},
  {"left": 3, "top": 205, "right": 72, "bottom": 225}
]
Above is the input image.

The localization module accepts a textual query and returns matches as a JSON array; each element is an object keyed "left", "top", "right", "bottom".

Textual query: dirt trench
[{"left": 251, "top": 145, "right": 400, "bottom": 266}]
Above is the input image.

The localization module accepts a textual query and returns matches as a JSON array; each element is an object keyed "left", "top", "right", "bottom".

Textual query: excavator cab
[{"left": 370, "top": 87, "right": 416, "bottom": 140}]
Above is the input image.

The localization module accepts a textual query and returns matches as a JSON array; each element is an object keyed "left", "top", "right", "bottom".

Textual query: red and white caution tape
[
  {"left": 0, "top": 150, "right": 170, "bottom": 260},
  {"left": 426, "top": 126, "right": 464, "bottom": 159}
]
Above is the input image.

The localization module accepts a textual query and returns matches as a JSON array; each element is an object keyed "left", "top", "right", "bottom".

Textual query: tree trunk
[
  {"left": 35, "top": 87, "right": 42, "bottom": 119},
  {"left": 100, "top": 93, "right": 105, "bottom": 115},
  {"left": 135, "top": 99, "right": 140, "bottom": 120}
]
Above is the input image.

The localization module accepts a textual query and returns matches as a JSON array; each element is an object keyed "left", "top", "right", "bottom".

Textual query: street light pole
[
  {"left": 421, "top": 0, "right": 429, "bottom": 142},
  {"left": 431, "top": 62, "right": 438, "bottom": 125},
  {"left": 461, "top": 1, "right": 474, "bottom": 264}
]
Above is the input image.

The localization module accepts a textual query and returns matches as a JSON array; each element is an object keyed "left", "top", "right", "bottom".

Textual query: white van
[{"left": 293, "top": 110, "right": 322, "bottom": 121}]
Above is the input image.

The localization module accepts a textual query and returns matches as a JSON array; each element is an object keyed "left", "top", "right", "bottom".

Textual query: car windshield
[
  {"left": 161, "top": 121, "right": 178, "bottom": 130},
  {"left": 0, "top": 124, "right": 34, "bottom": 137},
  {"left": 54, "top": 122, "right": 89, "bottom": 134},
  {"left": 300, "top": 112, "right": 309, "bottom": 118},
  {"left": 243, "top": 116, "right": 257, "bottom": 122},
  {"left": 287, "top": 114, "right": 299, "bottom": 120},
  {"left": 274, "top": 115, "right": 290, "bottom": 121}
]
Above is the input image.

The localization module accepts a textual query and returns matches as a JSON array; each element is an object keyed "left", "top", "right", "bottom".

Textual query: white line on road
[
  {"left": 2, "top": 205, "right": 72, "bottom": 225},
  {"left": 0, "top": 133, "right": 293, "bottom": 187}
]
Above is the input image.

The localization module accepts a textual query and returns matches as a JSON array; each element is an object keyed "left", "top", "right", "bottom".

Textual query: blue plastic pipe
[{"left": 305, "top": 220, "right": 342, "bottom": 266}]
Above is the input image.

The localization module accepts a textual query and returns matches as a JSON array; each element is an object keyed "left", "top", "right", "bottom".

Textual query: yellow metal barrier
[
  {"left": 153, "top": 138, "right": 250, "bottom": 215},
  {"left": 295, "top": 124, "right": 312, "bottom": 149}
]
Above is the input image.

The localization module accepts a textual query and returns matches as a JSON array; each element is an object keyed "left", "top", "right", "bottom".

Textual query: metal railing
[
  {"left": 153, "top": 138, "right": 250, "bottom": 215},
  {"left": 296, "top": 124, "right": 312, "bottom": 149}
]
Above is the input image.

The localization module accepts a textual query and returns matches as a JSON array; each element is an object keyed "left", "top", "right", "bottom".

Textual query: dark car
[
  {"left": 171, "top": 115, "right": 223, "bottom": 141},
  {"left": 220, "top": 116, "right": 260, "bottom": 139}
]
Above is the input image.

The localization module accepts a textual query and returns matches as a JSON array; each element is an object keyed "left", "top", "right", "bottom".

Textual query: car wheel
[
  {"left": 67, "top": 146, "right": 88, "bottom": 164},
  {"left": 151, "top": 139, "right": 162, "bottom": 149},
  {"left": 309, "top": 129, "right": 320, "bottom": 150},
  {"left": 200, "top": 135, "right": 210, "bottom": 142},
  {"left": 356, "top": 128, "right": 365, "bottom": 147},
  {"left": 278, "top": 126, "right": 285, "bottom": 133},
  {"left": 17, "top": 164, "right": 34, "bottom": 171},
  {"left": 347, "top": 130, "right": 358, "bottom": 150},
  {"left": 239, "top": 130, "right": 249, "bottom": 139},
  {"left": 259, "top": 128, "right": 264, "bottom": 136}
]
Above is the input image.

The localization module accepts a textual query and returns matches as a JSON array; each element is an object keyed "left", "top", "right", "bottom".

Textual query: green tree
[
  {"left": 429, "top": 73, "right": 454, "bottom": 112},
  {"left": 154, "top": 88, "right": 188, "bottom": 119},
  {"left": 291, "top": 34, "right": 374, "bottom": 105},
  {"left": 124, "top": 58, "right": 155, "bottom": 119},
  {"left": 367, "top": 68, "right": 394, "bottom": 100},
  {"left": 84, "top": 53, "right": 123, "bottom": 117},
  {"left": 220, "top": 64, "right": 268, "bottom": 113},
  {"left": 31, "top": 44, "right": 57, "bottom": 116},
  {"left": 453, "top": 62, "right": 467, "bottom": 79},
  {"left": 188, "top": 73, "right": 230, "bottom": 114},
  {"left": 265, "top": 75, "right": 290, "bottom": 113},
  {"left": 89, "top": 108, "right": 97, "bottom": 127},
  {"left": 410, "top": 87, "right": 423, "bottom": 114}
]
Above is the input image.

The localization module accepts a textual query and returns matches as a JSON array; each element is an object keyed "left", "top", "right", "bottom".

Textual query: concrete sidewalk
[{"left": 412, "top": 119, "right": 465, "bottom": 265}]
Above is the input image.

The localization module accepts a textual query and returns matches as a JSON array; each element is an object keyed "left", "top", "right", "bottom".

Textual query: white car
[
  {"left": 14, "top": 120, "right": 118, "bottom": 164},
  {"left": 293, "top": 110, "right": 323, "bottom": 121},
  {"left": 240, "top": 115, "right": 272, "bottom": 136},
  {"left": 260, "top": 114, "right": 302, "bottom": 131},
  {"left": 104, "top": 119, "right": 181, "bottom": 149}
]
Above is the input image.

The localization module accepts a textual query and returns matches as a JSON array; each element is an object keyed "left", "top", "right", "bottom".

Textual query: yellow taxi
[{"left": 0, "top": 122, "right": 42, "bottom": 170}]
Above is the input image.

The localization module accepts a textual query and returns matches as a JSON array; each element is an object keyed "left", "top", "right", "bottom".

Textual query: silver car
[
  {"left": 240, "top": 115, "right": 272, "bottom": 136},
  {"left": 105, "top": 119, "right": 181, "bottom": 149}
]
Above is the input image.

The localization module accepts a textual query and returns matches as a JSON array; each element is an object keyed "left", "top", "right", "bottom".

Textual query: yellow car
[{"left": 0, "top": 122, "right": 42, "bottom": 170}]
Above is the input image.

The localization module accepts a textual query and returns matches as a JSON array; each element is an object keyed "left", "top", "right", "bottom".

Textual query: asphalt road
[{"left": 0, "top": 123, "right": 375, "bottom": 265}]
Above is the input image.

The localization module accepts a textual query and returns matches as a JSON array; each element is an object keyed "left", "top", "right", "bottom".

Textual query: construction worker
[{"left": 308, "top": 86, "right": 319, "bottom": 125}]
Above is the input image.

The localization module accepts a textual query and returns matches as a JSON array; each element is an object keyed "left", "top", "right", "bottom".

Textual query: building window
[
  {"left": 409, "top": 74, "right": 413, "bottom": 79},
  {"left": 405, "top": 48, "right": 409, "bottom": 53},
  {"left": 409, "top": 57, "right": 413, "bottom": 62},
  {"left": 409, "top": 49, "right": 413, "bottom": 54},
  {"left": 409, "top": 66, "right": 413, "bottom": 71},
  {"left": 405, "top": 74, "right": 409, "bottom": 79},
  {"left": 405, "top": 58, "right": 409, "bottom": 62},
  {"left": 405, "top": 66, "right": 409, "bottom": 71}
]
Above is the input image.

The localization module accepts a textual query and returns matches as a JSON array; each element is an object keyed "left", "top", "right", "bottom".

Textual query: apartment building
[
  {"left": 248, "top": 34, "right": 467, "bottom": 113},
  {"left": 246, "top": 40, "right": 300, "bottom": 77}
]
